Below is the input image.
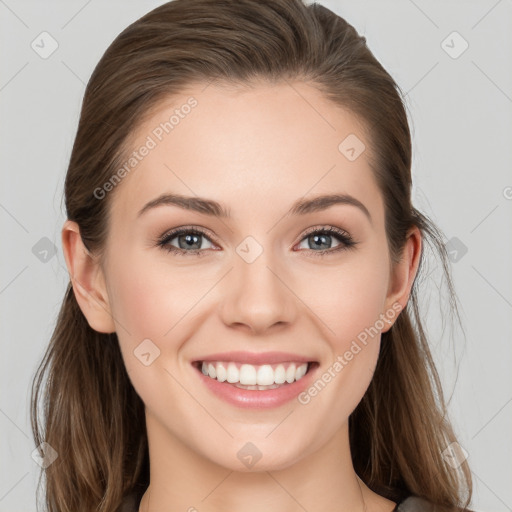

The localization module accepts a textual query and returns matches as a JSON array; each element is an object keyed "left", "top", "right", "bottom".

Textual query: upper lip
[{"left": 193, "top": 351, "right": 315, "bottom": 365}]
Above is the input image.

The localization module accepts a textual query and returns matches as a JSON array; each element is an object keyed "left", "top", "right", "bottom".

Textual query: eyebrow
[{"left": 137, "top": 192, "right": 372, "bottom": 223}]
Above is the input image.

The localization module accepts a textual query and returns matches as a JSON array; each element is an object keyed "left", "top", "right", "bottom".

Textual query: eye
[
  {"left": 295, "top": 226, "right": 357, "bottom": 257},
  {"left": 156, "top": 225, "right": 357, "bottom": 258},
  {"left": 156, "top": 226, "right": 216, "bottom": 257}
]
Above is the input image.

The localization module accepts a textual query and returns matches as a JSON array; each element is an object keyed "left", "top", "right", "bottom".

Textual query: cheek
[
  {"left": 104, "top": 246, "right": 224, "bottom": 388},
  {"left": 294, "top": 249, "right": 390, "bottom": 409},
  {"left": 105, "top": 249, "right": 195, "bottom": 405},
  {"left": 108, "top": 265, "right": 168, "bottom": 340},
  {"left": 106, "top": 247, "right": 208, "bottom": 341},
  {"left": 296, "top": 250, "right": 390, "bottom": 347}
]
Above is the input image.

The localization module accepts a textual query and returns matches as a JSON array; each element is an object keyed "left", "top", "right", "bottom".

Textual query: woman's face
[{"left": 97, "top": 80, "right": 407, "bottom": 471}]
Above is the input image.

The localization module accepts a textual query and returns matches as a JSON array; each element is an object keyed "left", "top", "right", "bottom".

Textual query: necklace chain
[{"left": 357, "top": 476, "right": 368, "bottom": 512}]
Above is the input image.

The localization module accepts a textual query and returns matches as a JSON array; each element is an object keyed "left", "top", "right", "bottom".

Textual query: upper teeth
[{"left": 201, "top": 361, "right": 308, "bottom": 385}]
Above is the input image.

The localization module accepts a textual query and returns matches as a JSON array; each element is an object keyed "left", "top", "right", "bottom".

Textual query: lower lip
[{"left": 192, "top": 363, "right": 318, "bottom": 409}]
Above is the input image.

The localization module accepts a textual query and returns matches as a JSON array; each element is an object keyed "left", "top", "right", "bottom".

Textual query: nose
[{"left": 218, "top": 249, "right": 297, "bottom": 335}]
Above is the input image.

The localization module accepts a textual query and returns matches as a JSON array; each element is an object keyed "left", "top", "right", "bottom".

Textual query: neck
[{"left": 138, "top": 410, "right": 395, "bottom": 512}]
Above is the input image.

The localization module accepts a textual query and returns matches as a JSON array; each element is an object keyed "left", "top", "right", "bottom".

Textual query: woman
[{"left": 31, "top": 1, "right": 473, "bottom": 511}]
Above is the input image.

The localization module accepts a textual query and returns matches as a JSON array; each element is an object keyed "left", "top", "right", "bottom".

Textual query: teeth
[
  {"left": 274, "top": 364, "right": 286, "bottom": 384},
  {"left": 216, "top": 363, "right": 227, "bottom": 382},
  {"left": 200, "top": 361, "right": 309, "bottom": 386}
]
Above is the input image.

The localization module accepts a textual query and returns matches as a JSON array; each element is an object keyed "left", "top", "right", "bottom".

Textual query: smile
[
  {"left": 199, "top": 361, "right": 309, "bottom": 389},
  {"left": 191, "top": 357, "right": 319, "bottom": 408}
]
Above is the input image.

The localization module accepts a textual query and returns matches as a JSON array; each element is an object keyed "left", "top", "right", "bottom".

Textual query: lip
[
  {"left": 192, "top": 358, "right": 319, "bottom": 409},
  {"left": 192, "top": 351, "right": 313, "bottom": 365}
]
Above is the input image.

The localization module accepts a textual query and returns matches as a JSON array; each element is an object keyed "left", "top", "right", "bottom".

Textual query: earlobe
[
  {"left": 382, "top": 226, "right": 422, "bottom": 332},
  {"left": 61, "top": 220, "right": 116, "bottom": 334}
]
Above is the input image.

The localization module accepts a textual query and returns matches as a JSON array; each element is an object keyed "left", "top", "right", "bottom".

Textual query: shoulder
[{"left": 397, "top": 496, "right": 475, "bottom": 512}]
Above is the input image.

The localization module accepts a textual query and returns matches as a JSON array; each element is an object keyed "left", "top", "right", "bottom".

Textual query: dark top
[
  {"left": 118, "top": 492, "right": 453, "bottom": 512},
  {"left": 396, "top": 496, "right": 447, "bottom": 511}
]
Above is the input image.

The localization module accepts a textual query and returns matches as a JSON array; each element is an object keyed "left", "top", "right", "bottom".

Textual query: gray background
[{"left": 1, "top": 0, "right": 511, "bottom": 510}]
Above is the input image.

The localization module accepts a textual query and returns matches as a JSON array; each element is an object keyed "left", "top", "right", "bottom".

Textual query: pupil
[
  {"left": 181, "top": 234, "right": 200, "bottom": 249},
  {"left": 312, "top": 234, "right": 330, "bottom": 250}
]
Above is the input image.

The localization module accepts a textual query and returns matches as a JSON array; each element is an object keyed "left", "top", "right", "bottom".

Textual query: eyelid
[
  {"left": 297, "top": 224, "right": 352, "bottom": 242},
  {"left": 157, "top": 225, "right": 217, "bottom": 244}
]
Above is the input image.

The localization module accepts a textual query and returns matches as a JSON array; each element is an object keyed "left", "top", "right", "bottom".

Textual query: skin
[{"left": 62, "top": 80, "right": 421, "bottom": 512}]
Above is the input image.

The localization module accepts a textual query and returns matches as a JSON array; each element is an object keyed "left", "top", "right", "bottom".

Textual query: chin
[{"left": 201, "top": 440, "right": 307, "bottom": 473}]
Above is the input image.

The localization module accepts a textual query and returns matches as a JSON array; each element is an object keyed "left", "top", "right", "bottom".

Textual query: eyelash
[{"left": 156, "top": 225, "right": 357, "bottom": 258}]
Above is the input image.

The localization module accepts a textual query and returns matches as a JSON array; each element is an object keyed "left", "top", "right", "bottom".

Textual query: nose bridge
[{"left": 220, "top": 236, "right": 296, "bottom": 333}]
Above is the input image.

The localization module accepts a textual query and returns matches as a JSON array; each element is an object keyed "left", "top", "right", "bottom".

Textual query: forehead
[{"left": 110, "top": 80, "right": 383, "bottom": 224}]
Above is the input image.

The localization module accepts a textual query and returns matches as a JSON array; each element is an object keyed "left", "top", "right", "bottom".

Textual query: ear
[
  {"left": 381, "top": 226, "right": 422, "bottom": 332},
  {"left": 61, "top": 220, "right": 116, "bottom": 333}
]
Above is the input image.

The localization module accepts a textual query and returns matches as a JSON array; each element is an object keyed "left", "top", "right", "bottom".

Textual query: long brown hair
[{"left": 30, "top": 1, "right": 472, "bottom": 511}]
